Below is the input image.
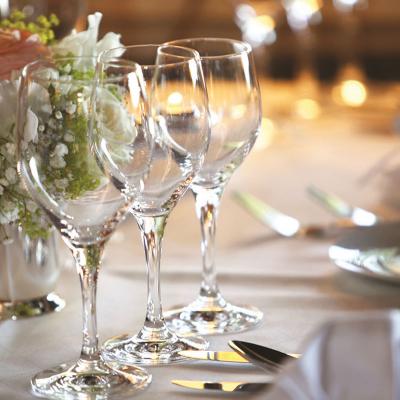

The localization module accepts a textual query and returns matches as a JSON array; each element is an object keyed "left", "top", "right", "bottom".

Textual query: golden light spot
[
  {"left": 167, "top": 91, "right": 183, "bottom": 107},
  {"left": 255, "top": 14, "right": 276, "bottom": 30},
  {"left": 289, "top": 0, "right": 322, "bottom": 19},
  {"left": 332, "top": 80, "right": 367, "bottom": 107},
  {"left": 294, "top": 98, "right": 321, "bottom": 120}
]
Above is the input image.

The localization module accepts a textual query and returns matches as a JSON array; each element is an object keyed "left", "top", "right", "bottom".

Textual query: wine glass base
[
  {"left": 31, "top": 360, "right": 151, "bottom": 399},
  {"left": 0, "top": 292, "right": 65, "bottom": 321},
  {"left": 164, "top": 298, "right": 263, "bottom": 335},
  {"left": 102, "top": 333, "right": 209, "bottom": 365}
]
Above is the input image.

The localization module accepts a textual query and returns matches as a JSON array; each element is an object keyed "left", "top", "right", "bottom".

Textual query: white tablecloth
[{"left": 2, "top": 86, "right": 400, "bottom": 399}]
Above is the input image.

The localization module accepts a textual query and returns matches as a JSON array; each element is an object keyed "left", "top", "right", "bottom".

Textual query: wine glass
[
  {"left": 17, "top": 56, "right": 151, "bottom": 398},
  {"left": 164, "top": 38, "right": 263, "bottom": 335},
  {"left": 94, "top": 45, "right": 210, "bottom": 364}
]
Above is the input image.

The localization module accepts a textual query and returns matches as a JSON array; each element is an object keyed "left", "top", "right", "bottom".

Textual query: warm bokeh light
[
  {"left": 294, "top": 98, "right": 321, "bottom": 120},
  {"left": 256, "top": 14, "right": 276, "bottom": 30},
  {"left": 254, "top": 117, "right": 277, "bottom": 151},
  {"left": 167, "top": 91, "right": 183, "bottom": 107},
  {"left": 243, "top": 14, "right": 277, "bottom": 46},
  {"left": 333, "top": 0, "right": 366, "bottom": 12},
  {"left": 332, "top": 80, "right": 368, "bottom": 107},
  {"left": 166, "top": 91, "right": 184, "bottom": 113},
  {"left": 284, "top": 0, "right": 323, "bottom": 30}
]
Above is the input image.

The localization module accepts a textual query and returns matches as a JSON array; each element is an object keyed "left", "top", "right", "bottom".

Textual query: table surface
[{"left": 2, "top": 82, "right": 400, "bottom": 399}]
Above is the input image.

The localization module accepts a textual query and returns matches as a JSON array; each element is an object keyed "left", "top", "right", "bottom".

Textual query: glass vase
[{"left": 0, "top": 224, "right": 64, "bottom": 320}]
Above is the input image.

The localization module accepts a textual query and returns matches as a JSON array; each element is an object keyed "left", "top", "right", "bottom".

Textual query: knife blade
[
  {"left": 229, "top": 340, "right": 298, "bottom": 372},
  {"left": 307, "top": 185, "right": 378, "bottom": 227},
  {"left": 233, "top": 191, "right": 301, "bottom": 237},
  {"left": 172, "top": 379, "right": 271, "bottom": 393},
  {"left": 179, "top": 350, "right": 249, "bottom": 363}
]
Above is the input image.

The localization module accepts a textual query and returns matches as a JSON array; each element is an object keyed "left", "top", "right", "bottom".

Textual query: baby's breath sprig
[{"left": 0, "top": 9, "right": 59, "bottom": 44}]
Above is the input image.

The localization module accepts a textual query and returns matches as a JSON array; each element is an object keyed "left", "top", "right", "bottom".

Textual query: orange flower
[{"left": 0, "top": 30, "right": 49, "bottom": 80}]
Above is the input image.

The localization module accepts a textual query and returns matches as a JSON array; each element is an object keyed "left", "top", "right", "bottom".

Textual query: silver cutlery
[
  {"left": 179, "top": 342, "right": 299, "bottom": 368},
  {"left": 172, "top": 379, "right": 271, "bottom": 393},
  {"left": 233, "top": 191, "right": 351, "bottom": 238},
  {"left": 179, "top": 350, "right": 249, "bottom": 363},
  {"left": 229, "top": 340, "right": 298, "bottom": 372},
  {"left": 307, "top": 185, "right": 379, "bottom": 226},
  {"left": 174, "top": 342, "right": 299, "bottom": 393}
]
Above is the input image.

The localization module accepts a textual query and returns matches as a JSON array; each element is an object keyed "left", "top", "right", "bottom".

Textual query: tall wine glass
[
  {"left": 17, "top": 56, "right": 151, "bottom": 398},
  {"left": 94, "top": 45, "right": 210, "bottom": 364},
  {"left": 164, "top": 38, "right": 263, "bottom": 335}
]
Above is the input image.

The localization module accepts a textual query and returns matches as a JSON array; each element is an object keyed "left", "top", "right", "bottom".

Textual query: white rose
[
  {"left": 96, "top": 32, "right": 123, "bottom": 56},
  {"left": 97, "top": 88, "right": 137, "bottom": 143}
]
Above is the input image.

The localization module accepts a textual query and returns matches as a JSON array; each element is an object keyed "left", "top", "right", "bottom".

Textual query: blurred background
[
  {"left": 2, "top": 0, "right": 400, "bottom": 80},
  {"left": 91, "top": 0, "right": 400, "bottom": 82},
  {"left": 3, "top": 0, "right": 400, "bottom": 212}
]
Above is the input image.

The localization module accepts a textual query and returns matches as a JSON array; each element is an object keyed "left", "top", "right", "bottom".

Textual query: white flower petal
[
  {"left": 96, "top": 32, "right": 123, "bottom": 55},
  {"left": 53, "top": 12, "right": 103, "bottom": 58},
  {"left": 24, "top": 108, "right": 39, "bottom": 143}
]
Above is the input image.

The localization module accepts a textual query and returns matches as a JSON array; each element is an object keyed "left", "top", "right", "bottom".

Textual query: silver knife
[
  {"left": 232, "top": 191, "right": 345, "bottom": 238},
  {"left": 172, "top": 379, "right": 271, "bottom": 393},
  {"left": 179, "top": 347, "right": 299, "bottom": 367},
  {"left": 179, "top": 350, "right": 249, "bottom": 363},
  {"left": 229, "top": 340, "right": 298, "bottom": 372},
  {"left": 307, "top": 185, "right": 378, "bottom": 227},
  {"left": 233, "top": 191, "right": 301, "bottom": 237}
]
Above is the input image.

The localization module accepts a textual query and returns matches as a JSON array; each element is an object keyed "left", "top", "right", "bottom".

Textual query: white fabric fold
[{"left": 266, "top": 311, "right": 400, "bottom": 400}]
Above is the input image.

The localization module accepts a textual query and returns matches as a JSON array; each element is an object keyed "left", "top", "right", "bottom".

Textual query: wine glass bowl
[
  {"left": 164, "top": 38, "right": 263, "bottom": 335},
  {"left": 17, "top": 56, "right": 151, "bottom": 399},
  {"left": 94, "top": 45, "right": 210, "bottom": 365}
]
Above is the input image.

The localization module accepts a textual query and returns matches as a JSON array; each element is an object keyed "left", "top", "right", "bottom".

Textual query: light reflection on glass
[{"left": 254, "top": 117, "right": 277, "bottom": 151}]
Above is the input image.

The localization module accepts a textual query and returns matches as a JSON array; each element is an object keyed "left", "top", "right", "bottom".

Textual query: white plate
[{"left": 329, "top": 222, "right": 400, "bottom": 284}]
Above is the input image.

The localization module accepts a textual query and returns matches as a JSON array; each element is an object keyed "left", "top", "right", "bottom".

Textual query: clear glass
[
  {"left": 94, "top": 45, "right": 210, "bottom": 365},
  {"left": 17, "top": 57, "right": 151, "bottom": 399},
  {"left": 164, "top": 38, "right": 263, "bottom": 335}
]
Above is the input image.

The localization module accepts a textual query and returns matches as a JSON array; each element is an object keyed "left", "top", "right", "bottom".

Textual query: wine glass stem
[
  {"left": 135, "top": 215, "right": 171, "bottom": 337},
  {"left": 192, "top": 185, "right": 224, "bottom": 299},
  {"left": 72, "top": 244, "right": 104, "bottom": 364}
]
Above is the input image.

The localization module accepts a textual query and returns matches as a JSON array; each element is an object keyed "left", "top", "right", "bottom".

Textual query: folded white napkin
[{"left": 266, "top": 311, "right": 400, "bottom": 400}]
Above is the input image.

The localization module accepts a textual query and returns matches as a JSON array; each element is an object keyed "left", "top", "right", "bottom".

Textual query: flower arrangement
[{"left": 0, "top": 10, "right": 123, "bottom": 241}]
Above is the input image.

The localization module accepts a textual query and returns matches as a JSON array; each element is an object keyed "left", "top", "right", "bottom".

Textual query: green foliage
[
  {"left": 18, "top": 208, "right": 50, "bottom": 240},
  {"left": 41, "top": 76, "right": 102, "bottom": 200},
  {"left": 0, "top": 9, "right": 59, "bottom": 44}
]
